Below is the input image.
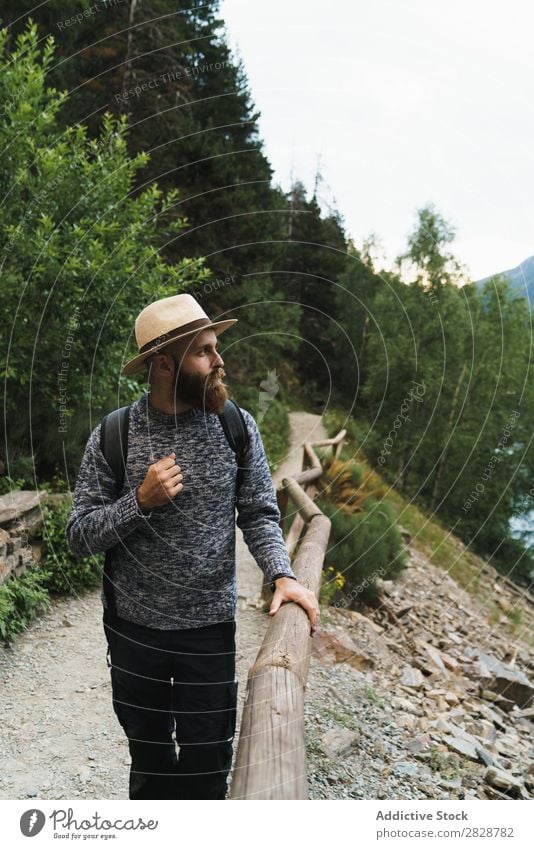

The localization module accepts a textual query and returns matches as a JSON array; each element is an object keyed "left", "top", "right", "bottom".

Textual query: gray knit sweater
[{"left": 66, "top": 391, "right": 296, "bottom": 629}]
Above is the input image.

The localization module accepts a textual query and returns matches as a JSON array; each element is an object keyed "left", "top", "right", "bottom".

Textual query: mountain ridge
[{"left": 475, "top": 255, "right": 534, "bottom": 308}]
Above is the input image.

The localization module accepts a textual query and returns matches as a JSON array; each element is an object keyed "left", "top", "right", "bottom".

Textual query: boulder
[
  {"left": 477, "top": 652, "right": 533, "bottom": 709},
  {"left": 312, "top": 628, "right": 374, "bottom": 671},
  {"left": 320, "top": 727, "right": 359, "bottom": 758},
  {"left": 400, "top": 666, "right": 425, "bottom": 688}
]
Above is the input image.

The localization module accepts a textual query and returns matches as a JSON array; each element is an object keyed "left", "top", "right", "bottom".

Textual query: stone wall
[{"left": 0, "top": 491, "right": 68, "bottom": 584}]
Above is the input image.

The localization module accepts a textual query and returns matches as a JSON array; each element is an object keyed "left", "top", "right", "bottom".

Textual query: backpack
[{"left": 99, "top": 398, "right": 250, "bottom": 619}]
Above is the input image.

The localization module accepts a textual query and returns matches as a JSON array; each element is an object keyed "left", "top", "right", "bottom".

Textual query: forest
[{"left": 1, "top": 0, "right": 532, "bottom": 589}]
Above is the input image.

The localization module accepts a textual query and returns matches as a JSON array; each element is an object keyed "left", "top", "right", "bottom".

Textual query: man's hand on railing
[{"left": 268, "top": 577, "right": 320, "bottom": 635}]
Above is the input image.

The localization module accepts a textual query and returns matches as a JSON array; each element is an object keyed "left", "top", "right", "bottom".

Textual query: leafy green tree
[
  {"left": 325, "top": 241, "right": 388, "bottom": 409},
  {"left": 0, "top": 1, "right": 307, "bottom": 396},
  {"left": 397, "top": 203, "right": 465, "bottom": 295},
  {"left": 437, "top": 277, "right": 534, "bottom": 570},
  {"left": 0, "top": 24, "right": 207, "bottom": 482},
  {"left": 361, "top": 208, "right": 534, "bottom": 581},
  {"left": 276, "top": 181, "right": 348, "bottom": 399},
  {"left": 1, "top": 0, "right": 290, "bottom": 277}
]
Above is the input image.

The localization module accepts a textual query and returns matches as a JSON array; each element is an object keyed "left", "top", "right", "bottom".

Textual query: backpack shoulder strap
[
  {"left": 99, "top": 405, "right": 131, "bottom": 494},
  {"left": 100, "top": 405, "right": 130, "bottom": 622},
  {"left": 218, "top": 399, "right": 250, "bottom": 489}
]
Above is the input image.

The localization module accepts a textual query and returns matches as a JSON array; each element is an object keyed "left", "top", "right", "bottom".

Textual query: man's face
[{"left": 167, "top": 330, "right": 229, "bottom": 414}]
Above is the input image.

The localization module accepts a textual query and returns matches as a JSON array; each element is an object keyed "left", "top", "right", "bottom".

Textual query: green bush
[
  {"left": 40, "top": 500, "right": 102, "bottom": 594},
  {"left": 0, "top": 499, "right": 104, "bottom": 643},
  {"left": 0, "top": 23, "right": 209, "bottom": 483},
  {"left": 317, "top": 496, "right": 406, "bottom": 604},
  {"left": 0, "top": 475, "right": 26, "bottom": 496},
  {"left": 0, "top": 566, "right": 50, "bottom": 643}
]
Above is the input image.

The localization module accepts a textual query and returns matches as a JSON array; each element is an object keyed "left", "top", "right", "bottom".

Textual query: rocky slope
[{"left": 303, "top": 542, "right": 534, "bottom": 799}]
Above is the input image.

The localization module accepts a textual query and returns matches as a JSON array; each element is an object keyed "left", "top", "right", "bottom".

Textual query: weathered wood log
[
  {"left": 281, "top": 477, "right": 323, "bottom": 523},
  {"left": 231, "top": 514, "right": 330, "bottom": 799},
  {"left": 307, "top": 430, "right": 347, "bottom": 448},
  {"left": 231, "top": 427, "right": 344, "bottom": 799},
  {"left": 285, "top": 512, "right": 305, "bottom": 558},
  {"left": 229, "top": 665, "right": 307, "bottom": 799}
]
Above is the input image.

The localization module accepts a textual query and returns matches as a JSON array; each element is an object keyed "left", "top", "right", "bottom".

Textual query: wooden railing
[{"left": 229, "top": 428, "right": 346, "bottom": 799}]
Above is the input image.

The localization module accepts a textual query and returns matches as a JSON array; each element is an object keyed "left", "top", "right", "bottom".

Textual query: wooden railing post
[{"left": 230, "top": 426, "right": 346, "bottom": 799}]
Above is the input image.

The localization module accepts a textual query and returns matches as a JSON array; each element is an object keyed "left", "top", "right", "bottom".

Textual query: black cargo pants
[{"left": 103, "top": 610, "right": 238, "bottom": 800}]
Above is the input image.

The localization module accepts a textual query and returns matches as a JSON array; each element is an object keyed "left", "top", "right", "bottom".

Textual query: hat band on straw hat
[{"left": 139, "top": 317, "right": 212, "bottom": 354}]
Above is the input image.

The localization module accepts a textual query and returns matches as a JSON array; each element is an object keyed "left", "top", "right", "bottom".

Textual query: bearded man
[{"left": 66, "top": 294, "right": 318, "bottom": 800}]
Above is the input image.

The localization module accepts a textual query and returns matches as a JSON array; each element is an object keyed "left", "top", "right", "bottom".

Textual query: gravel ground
[
  {"left": 0, "top": 411, "right": 327, "bottom": 800},
  {"left": 4, "top": 411, "right": 525, "bottom": 801}
]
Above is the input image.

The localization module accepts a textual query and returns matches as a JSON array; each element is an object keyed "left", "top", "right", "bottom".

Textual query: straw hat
[{"left": 122, "top": 293, "right": 238, "bottom": 375}]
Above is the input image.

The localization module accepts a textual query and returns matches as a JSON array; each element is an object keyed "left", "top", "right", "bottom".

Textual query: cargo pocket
[{"left": 174, "top": 679, "right": 239, "bottom": 746}]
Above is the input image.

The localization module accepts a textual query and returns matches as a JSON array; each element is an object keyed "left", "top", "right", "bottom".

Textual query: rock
[
  {"left": 320, "top": 727, "right": 359, "bottom": 759},
  {"left": 495, "top": 696, "right": 517, "bottom": 713},
  {"left": 479, "top": 704, "right": 508, "bottom": 731},
  {"left": 393, "top": 761, "right": 420, "bottom": 777},
  {"left": 77, "top": 767, "right": 91, "bottom": 783},
  {"left": 440, "top": 777, "right": 462, "bottom": 790},
  {"left": 480, "top": 688, "right": 500, "bottom": 701},
  {"left": 400, "top": 667, "right": 425, "bottom": 688},
  {"left": 397, "top": 713, "right": 417, "bottom": 729},
  {"left": 398, "top": 527, "right": 412, "bottom": 544},
  {"left": 391, "top": 696, "right": 422, "bottom": 715},
  {"left": 331, "top": 607, "right": 384, "bottom": 633},
  {"left": 475, "top": 747, "right": 496, "bottom": 767},
  {"left": 22, "top": 787, "right": 40, "bottom": 798},
  {"left": 466, "top": 718, "right": 496, "bottom": 740},
  {"left": 483, "top": 766, "right": 524, "bottom": 796},
  {"left": 492, "top": 733, "right": 522, "bottom": 757},
  {"left": 312, "top": 629, "right": 374, "bottom": 671},
  {"left": 418, "top": 641, "right": 448, "bottom": 674},
  {"left": 0, "top": 490, "right": 44, "bottom": 524},
  {"left": 441, "top": 652, "right": 460, "bottom": 672},
  {"left": 406, "top": 736, "right": 431, "bottom": 756},
  {"left": 476, "top": 652, "right": 533, "bottom": 709},
  {"left": 516, "top": 706, "right": 534, "bottom": 721},
  {"left": 443, "top": 735, "right": 479, "bottom": 761},
  {"left": 0, "top": 490, "right": 47, "bottom": 545}
]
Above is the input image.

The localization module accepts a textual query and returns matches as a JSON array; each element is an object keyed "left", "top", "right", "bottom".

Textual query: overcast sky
[{"left": 220, "top": 0, "right": 534, "bottom": 281}]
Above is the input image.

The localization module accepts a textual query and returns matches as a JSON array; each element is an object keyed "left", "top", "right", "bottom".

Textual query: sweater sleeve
[
  {"left": 235, "top": 409, "right": 297, "bottom": 583},
  {"left": 66, "top": 423, "right": 151, "bottom": 558}
]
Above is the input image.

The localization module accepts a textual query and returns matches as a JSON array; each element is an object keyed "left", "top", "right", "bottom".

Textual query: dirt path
[{"left": 0, "top": 411, "right": 325, "bottom": 800}]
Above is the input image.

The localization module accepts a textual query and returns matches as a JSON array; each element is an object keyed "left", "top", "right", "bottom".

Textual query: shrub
[
  {"left": 315, "top": 451, "right": 407, "bottom": 606},
  {"left": 0, "top": 566, "right": 50, "bottom": 643},
  {"left": 0, "top": 499, "right": 104, "bottom": 644},
  {"left": 40, "top": 500, "right": 102, "bottom": 594},
  {"left": 317, "top": 496, "right": 406, "bottom": 604}
]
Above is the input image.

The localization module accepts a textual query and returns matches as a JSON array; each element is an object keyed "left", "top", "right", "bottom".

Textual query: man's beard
[{"left": 171, "top": 364, "right": 229, "bottom": 414}]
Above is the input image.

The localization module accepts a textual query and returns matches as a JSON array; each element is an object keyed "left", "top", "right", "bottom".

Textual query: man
[{"left": 66, "top": 293, "right": 319, "bottom": 801}]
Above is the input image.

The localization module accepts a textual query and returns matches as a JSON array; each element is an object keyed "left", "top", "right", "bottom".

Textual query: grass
[
  {"left": 364, "top": 685, "right": 384, "bottom": 708},
  {"left": 428, "top": 746, "right": 461, "bottom": 780},
  {"left": 321, "top": 705, "right": 360, "bottom": 732},
  {"left": 321, "top": 406, "right": 534, "bottom": 647}
]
